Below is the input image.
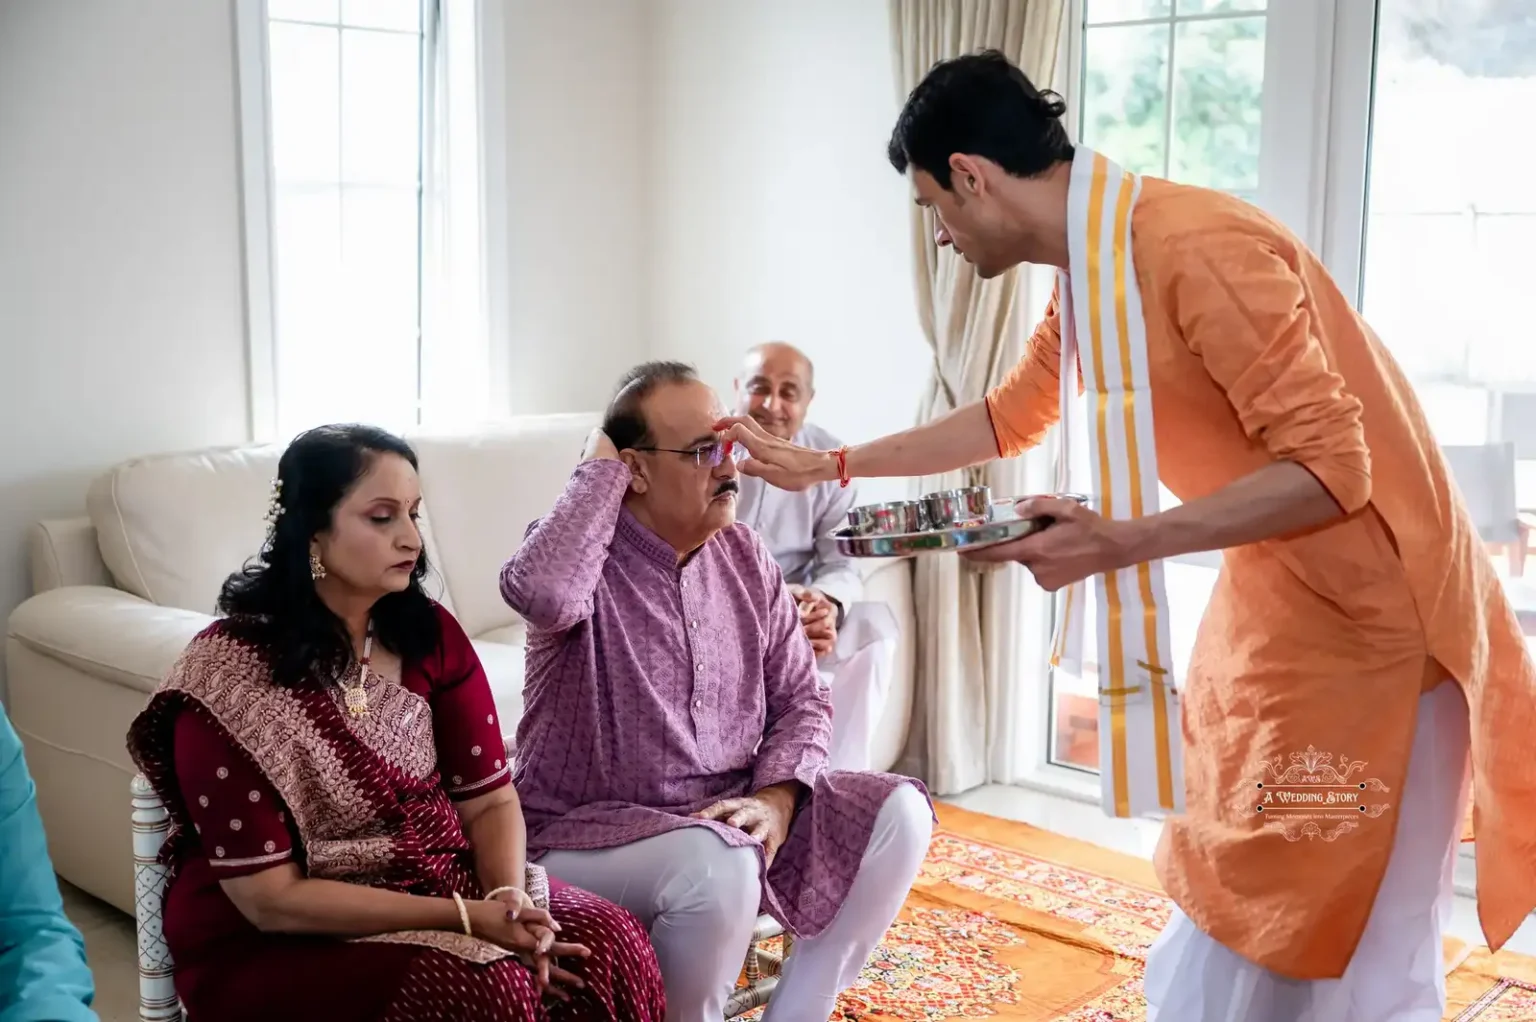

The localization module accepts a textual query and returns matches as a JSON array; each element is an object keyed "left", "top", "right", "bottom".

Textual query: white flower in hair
[{"left": 263, "top": 477, "right": 285, "bottom": 542}]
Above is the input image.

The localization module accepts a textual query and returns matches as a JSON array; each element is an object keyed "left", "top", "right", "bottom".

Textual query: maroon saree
[{"left": 127, "top": 603, "right": 665, "bottom": 1021}]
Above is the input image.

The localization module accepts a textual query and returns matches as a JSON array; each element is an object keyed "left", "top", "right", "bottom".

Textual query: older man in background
[{"left": 732, "top": 343, "right": 899, "bottom": 771}]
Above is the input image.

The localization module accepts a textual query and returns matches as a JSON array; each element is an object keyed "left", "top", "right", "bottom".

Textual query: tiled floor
[
  {"left": 59, "top": 882, "right": 138, "bottom": 1022},
  {"left": 65, "top": 783, "right": 1536, "bottom": 1021}
]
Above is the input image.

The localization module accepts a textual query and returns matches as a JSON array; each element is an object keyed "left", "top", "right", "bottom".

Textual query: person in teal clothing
[{"left": 0, "top": 705, "right": 96, "bottom": 1022}]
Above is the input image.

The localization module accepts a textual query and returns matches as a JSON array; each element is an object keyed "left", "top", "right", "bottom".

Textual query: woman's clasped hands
[{"left": 470, "top": 891, "right": 591, "bottom": 1001}]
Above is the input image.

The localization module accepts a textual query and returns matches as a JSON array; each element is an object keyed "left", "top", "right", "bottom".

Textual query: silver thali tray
[{"left": 832, "top": 492, "right": 1089, "bottom": 558}]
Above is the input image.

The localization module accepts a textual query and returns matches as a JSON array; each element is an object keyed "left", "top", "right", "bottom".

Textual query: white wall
[
  {"left": 0, "top": 0, "right": 252, "bottom": 698},
  {"left": 501, "top": 0, "right": 654, "bottom": 416},
  {"left": 649, "top": 0, "right": 929, "bottom": 504},
  {"left": 0, "top": 0, "right": 928, "bottom": 703}
]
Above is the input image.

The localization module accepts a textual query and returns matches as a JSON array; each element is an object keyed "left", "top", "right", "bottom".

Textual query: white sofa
[{"left": 6, "top": 414, "right": 916, "bottom": 915}]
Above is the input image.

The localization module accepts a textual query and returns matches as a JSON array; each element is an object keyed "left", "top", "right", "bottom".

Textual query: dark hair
[
  {"left": 218, "top": 424, "right": 440, "bottom": 688},
  {"left": 888, "top": 49, "right": 1073, "bottom": 189},
  {"left": 602, "top": 361, "right": 699, "bottom": 451}
]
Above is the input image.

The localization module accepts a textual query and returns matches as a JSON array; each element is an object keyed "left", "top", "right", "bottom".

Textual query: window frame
[
  {"left": 232, "top": 0, "right": 509, "bottom": 443},
  {"left": 234, "top": 0, "right": 280, "bottom": 442}
]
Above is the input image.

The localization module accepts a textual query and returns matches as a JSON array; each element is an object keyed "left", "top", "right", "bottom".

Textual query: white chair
[
  {"left": 1443, "top": 442, "right": 1533, "bottom": 577},
  {"left": 130, "top": 774, "right": 179, "bottom": 1022},
  {"left": 1493, "top": 389, "right": 1536, "bottom": 512},
  {"left": 724, "top": 916, "right": 791, "bottom": 1017},
  {"left": 132, "top": 766, "right": 789, "bottom": 1020}
]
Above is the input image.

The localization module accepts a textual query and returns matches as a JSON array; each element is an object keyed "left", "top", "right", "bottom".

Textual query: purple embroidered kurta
[{"left": 501, "top": 459, "right": 927, "bottom": 938}]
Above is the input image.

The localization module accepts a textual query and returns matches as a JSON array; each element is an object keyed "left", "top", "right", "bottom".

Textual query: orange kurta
[{"left": 987, "top": 176, "right": 1536, "bottom": 979}]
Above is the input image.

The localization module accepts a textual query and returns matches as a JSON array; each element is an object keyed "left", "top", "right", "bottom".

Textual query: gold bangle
[
  {"left": 483, "top": 886, "right": 520, "bottom": 902},
  {"left": 451, "top": 891, "right": 473, "bottom": 936}
]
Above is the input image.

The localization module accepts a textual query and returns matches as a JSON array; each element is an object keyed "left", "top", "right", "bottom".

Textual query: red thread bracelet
[{"left": 833, "top": 446, "right": 851, "bottom": 488}]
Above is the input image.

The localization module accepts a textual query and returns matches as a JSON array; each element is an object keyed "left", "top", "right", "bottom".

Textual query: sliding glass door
[
  {"left": 1356, "top": 0, "right": 1536, "bottom": 637},
  {"left": 1027, "top": 0, "right": 1534, "bottom": 790}
]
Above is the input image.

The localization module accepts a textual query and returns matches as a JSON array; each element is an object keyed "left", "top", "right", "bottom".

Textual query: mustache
[{"left": 713, "top": 480, "right": 739, "bottom": 497}]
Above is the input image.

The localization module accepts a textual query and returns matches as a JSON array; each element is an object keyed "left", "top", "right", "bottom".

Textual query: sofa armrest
[
  {"left": 29, "top": 517, "right": 113, "bottom": 594},
  {"left": 8, "top": 587, "right": 212, "bottom": 695}
]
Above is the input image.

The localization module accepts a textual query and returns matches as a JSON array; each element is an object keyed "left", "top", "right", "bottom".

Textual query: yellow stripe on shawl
[
  {"left": 1108, "top": 170, "right": 1176, "bottom": 812},
  {"left": 1086, "top": 154, "right": 1130, "bottom": 819}
]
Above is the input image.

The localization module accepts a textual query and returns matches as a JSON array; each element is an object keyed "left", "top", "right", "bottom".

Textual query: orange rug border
[{"left": 933, "top": 802, "right": 1163, "bottom": 890}]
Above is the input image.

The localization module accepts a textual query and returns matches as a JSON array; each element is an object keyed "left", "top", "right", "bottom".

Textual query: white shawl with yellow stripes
[{"left": 1050, "top": 147, "right": 1184, "bottom": 820}]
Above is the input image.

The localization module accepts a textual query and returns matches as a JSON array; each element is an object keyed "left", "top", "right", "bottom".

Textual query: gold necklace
[{"left": 341, "top": 623, "right": 373, "bottom": 718}]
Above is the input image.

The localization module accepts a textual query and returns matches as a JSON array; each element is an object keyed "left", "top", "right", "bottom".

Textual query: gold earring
[{"left": 310, "top": 552, "right": 327, "bottom": 581}]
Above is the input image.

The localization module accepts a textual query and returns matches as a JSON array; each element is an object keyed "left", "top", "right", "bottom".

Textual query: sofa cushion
[
  {"left": 86, "top": 442, "right": 456, "bottom": 615},
  {"left": 88, "top": 444, "right": 282, "bottom": 613},
  {"left": 409, "top": 414, "right": 600, "bottom": 637},
  {"left": 471, "top": 637, "right": 526, "bottom": 733}
]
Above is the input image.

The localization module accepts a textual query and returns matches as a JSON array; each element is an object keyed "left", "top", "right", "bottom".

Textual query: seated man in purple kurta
[{"left": 501, "top": 361, "right": 934, "bottom": 1022}]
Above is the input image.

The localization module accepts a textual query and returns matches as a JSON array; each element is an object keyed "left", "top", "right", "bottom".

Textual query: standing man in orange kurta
[{"left": 718, "top": 50, "right": 1536, "bottom": 1022}]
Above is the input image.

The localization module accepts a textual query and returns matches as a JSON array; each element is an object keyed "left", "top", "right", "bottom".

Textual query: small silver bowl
[
  {"left": 921, "top": 485, "right": 992, "bottom": 528},
  {"left": 988, "top": 498, "right": 1021, "bottom": 521},
  {"left": 847, "top": 500, "right": 928, "bottom": 536}
]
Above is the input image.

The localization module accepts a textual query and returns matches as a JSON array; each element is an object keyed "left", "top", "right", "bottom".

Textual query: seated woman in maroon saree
[{"left": 126, "top": 424, "right": 665, "bottom": 1022}]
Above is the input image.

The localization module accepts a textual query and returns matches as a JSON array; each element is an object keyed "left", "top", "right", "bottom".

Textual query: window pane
[
  {"left": 1468, "top": 215, "right": 1536, "bottom": 384},
  {"left": 268, "top": 22, "right": 340, "bottom": 183},
  {"left": 1080, "top": 25, "right": 1170, "bottom": 176},
  {"left": 1361, "top": 0, "right": 1536, "bottom": 616},
  {"left": 342, "top": 0, "right": 420, "bottom": 33},
  {"left": 1362, "top": 0, "right": 1536, "bottom": 392},
  {"left": 1170, "top": 16, "right": 1265, "bottom": 190},
  {"left": 341, "top": 186, "right": 420, "bottom": 344},
  {"left": 1176, "top": 0, "right": 1265, "bottom": 14},
  {"left": 274, "top": 186, "right": 418, "bottom": 435},
  {"left": 1048, "top": 561, "right": 1219, "bottom": 771},
  {"left": 269, "top": 0, "right": 338, "bottom": 24},
  {"left": 1361, "top": 213, "right": 1469, "bottom": 382},
  {"left": 341, "top": 28, "right": 421, "bottom": 185},
  {"left": 272, "top": 186, "right": 343, "bottom": 434},
  {"left": 1086, "top": 0, "right": 1171, "bottom": 24},
  {"left": 342, "top": 185, "right": 420, "bottom": 426},
  {"left": 1051, "top": 671, "right": 1099, "bottom": 771}
]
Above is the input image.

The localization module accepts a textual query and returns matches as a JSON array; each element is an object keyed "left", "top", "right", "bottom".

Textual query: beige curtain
[{"left": 890, "top": 0, "right": 1066, "bottom": 794}]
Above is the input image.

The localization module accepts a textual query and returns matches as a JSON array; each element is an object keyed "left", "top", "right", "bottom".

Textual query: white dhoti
[
  {"left": 817, "top": 602, "right": 897, "bottom": 772},
  {"left": 1144, "top": 679, "right": 1472, "bottom": 1022}
]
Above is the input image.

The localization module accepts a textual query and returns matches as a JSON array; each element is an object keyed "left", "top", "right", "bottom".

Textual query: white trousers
[
  {"left": 1144, "top": 680, "right": 1472, "bottom": 1022},
  {"left": 818, "top": 603, "right": 897, "bottom": 772},
  {"left": 539, "top": 784, "right": 932, "bottom": 1022}
]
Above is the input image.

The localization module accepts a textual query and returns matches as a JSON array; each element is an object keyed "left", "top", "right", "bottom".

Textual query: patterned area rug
[
  {"left": 730, "top": 803, "right": 1536, "bottom": 1021},
  {"left": 1446, "top": 946, "right": 1536, "bottom": 1021}
]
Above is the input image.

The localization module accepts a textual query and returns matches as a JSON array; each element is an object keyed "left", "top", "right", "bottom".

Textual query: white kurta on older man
[{"left": 736, "top": 422, "right": 899, "bottom": 772}]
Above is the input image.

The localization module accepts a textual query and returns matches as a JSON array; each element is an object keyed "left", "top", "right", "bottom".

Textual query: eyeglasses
[{"left": 632, "top": 441, "right": 734, "bottom": 468}]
